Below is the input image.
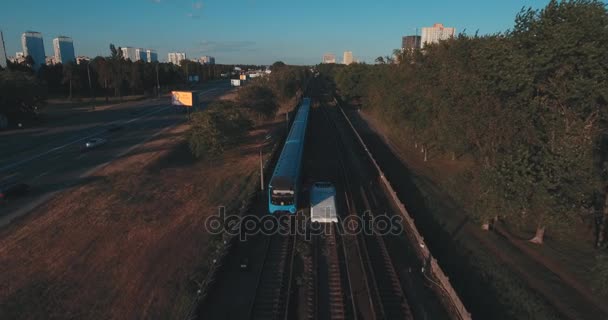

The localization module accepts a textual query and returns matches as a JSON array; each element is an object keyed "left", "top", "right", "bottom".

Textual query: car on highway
[
  {"left": 84, "top": 138, "right": 107, "bottom": 149},
  {"left": 239, "top": 257, "right": 250, "bottom": 271},
  {"left": 0, "top": 183, "right": 30, "bottom": 201}
]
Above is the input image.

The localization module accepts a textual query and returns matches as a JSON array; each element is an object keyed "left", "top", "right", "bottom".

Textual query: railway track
[
  {"left": 248, "top": 233, "right": 297, "bottom": 320},
  {"left": 360, "top": 188, "right": 413, "bottom": 320},
  {"left": 321, "top": 102, "right": 413, "bottom": 320},
  {"left": 314, "top": 223, "right": 349, "bottom": 320}
]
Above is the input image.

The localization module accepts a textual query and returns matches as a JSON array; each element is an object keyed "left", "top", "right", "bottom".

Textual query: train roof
[{"left": 269, "top": 98, "right": 310, "bottom": 189}]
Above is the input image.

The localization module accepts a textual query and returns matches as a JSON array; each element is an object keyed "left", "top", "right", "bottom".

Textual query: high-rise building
[
  {"left": 322, "top": 53, "right": 336, "bottom": 64},
  {"left": 0, "top": 31, "right": 7, "bottom": 68},
  {"left": 53, "top": 36, "right": 75, "bottom": 64},
  {"left": 421, "top": 23, "right": 455, "bottom": 48},
  {"left": 22, "top": 31, "right": 46, "bottom": 70},
  {"left": 146, "top": 49, "right": 158, "bottom": 63},
  {"left": 343, "top": 51, "right": 353, "bottom": 65},
  {"left": 168, "top": 52, "right": 186, "bottom": 65},
  {"left": 121, "top": 47, "right": 141, "bottom": 61},
  {"left": 136, "top": 48, "right": 147, "bottom": 62},
  {"left": 199, "top": 55, "right": 215, "bottom": 65},
  {"left": 402, "top": 35, "right": 421, "bottom": 50}
]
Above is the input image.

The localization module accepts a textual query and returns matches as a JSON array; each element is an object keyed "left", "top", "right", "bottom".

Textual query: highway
[{"left": 0, "top": 80, "right": 233, "bottom": 227}]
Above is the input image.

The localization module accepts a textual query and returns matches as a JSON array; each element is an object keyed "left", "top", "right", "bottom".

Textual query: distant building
[
  {"left": 121, "top": 47, "right": 141, "bottom": 61},
  {"left": 322, "top": 53, "right": 336, "bottom": 64},
  {"left": 0, "top": 31, "right": 7, "bottom": 68},
  {"left": 402, "top": 35, "right": 421, "bottom": 50},
  {"left": 421, "top": 23, "right": 455, "bottom": 48},
  {"left": 76, "top": 56, "right": 90, "bottom": 65},
  {"left": 137, "top": 48, "right": 146, "bottom": 61},
  {"left": 343, "top": 51, "right": 353, "bottom": 65},
  {"left": 22, "top": 31, "right": 46, "bottom": 70},
  {"left": 146, "top": 49, "right": 158, "bottom": 63},
  {"left": 45, "top": 56, "right": 58, "bottom": 65},
  {"left": 53, "top": 36, "right": 76, "bottom": 64},
  {"left": 199, "top": 55, "right": 215, "bottom": 65},
  {"left": 10, "top": 52, "right": 25, "bottom": 64},
  {"left": 168, "top": 52, "right": 186, "bottom": 65}
]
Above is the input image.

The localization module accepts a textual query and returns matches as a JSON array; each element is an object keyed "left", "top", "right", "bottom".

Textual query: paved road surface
[{"left": 0, "top": 80, "right": 233, "bottom": 227}]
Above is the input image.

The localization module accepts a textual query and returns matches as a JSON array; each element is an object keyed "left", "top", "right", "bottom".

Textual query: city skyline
[{"left": 1, "top": 0, "right": 552, "bottom": 65}]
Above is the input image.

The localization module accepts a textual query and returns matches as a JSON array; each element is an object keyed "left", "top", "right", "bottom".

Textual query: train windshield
[{"left": 271, "top": 189, "right": 294, "bottom": 205}]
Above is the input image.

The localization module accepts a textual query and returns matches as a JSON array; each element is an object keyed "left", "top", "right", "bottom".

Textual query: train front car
[{"left": 268, "top": 98, "right": 311, "bottom": 214}]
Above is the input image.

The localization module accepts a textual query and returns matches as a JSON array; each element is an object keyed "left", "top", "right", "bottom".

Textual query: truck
[{"left": 310, "top": 182, "right": 338, "bottom": 223}]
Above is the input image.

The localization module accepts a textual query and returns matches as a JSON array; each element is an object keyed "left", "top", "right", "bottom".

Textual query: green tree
[
  {"left": 0, "top": 70, "right": 46, "bottom": 120},
  {"left": 61, "top": 62, "right": 80, "bottom": 100},
  {"left": 237, "top": 84, "right": 279, "bottom": 119},
  {"left": 188, "top": 105, "right": 252, "bottom": 158},
  {"left": 108, "top": 44, "right": 127, "bottom": 98},
  {"left": 92, "top": 57, "right": 112, "bottom": 102}
]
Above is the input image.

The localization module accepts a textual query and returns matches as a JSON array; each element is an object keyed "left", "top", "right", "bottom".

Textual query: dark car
[
  {"left": 0, "top": 183, "right": 30, "bottom": 200},
  {"left": 239, "top": 257, "right": 250, "bottom": 271}
]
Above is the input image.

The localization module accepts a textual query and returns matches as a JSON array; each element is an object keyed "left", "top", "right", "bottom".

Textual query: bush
[
  {"left": 237, "top": 84, "right": 279, "bottom": 119},
  {"left": 188, "top": 105, "right": 252, "bottom": 158}
]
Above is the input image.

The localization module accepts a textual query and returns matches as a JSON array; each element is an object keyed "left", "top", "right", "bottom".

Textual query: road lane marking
[{"left": 0, "top": 105, "right": 171, "bottom": 172}]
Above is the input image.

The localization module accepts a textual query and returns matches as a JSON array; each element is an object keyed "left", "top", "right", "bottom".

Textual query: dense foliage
[
  {"left": 320, "top": 0, "right": 608, "bottom": 285},
  {"left": 237, "top": 84, "right": 279, "bottom": 119},
  {"left": 188, "top": 101, "right": 252, "bottom": 158},
  {"left": 0, "top": 70, "right": 47, "bottom": 121}
]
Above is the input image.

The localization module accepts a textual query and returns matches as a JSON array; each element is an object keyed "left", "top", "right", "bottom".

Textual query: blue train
[{"left": 268, "top": 98, "right": 311, "bottom": 214}]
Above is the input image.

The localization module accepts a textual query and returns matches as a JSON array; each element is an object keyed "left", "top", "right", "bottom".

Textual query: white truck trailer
[{"left": 310, "top": 182, "right": 338, "bottom": 223}]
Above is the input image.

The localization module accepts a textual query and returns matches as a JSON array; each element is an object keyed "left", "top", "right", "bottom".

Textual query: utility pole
[
  {"left": 87, "top": 62, "right": 93, "bottom": 101},
  {"left": 259, "top": 148, "right": 264, "bottom": 191},
  {"left": 286, "top": 112, "right": 289, "bottom": 134},
  {"left": 156, "top": 63, "right": 160, "bottom": 98}
]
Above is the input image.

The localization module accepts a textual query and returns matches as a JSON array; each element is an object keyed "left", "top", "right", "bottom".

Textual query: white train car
[{"left": 310, "top": 182, "right": 338, "bottom": 223}]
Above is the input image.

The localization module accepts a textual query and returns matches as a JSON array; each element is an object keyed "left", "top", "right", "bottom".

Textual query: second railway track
[
  {"left": 248, "top": 232, "right": 297, "bottom": 320},
  {"left": 321, "top": 101, "right": 414, "bottom": 320}
]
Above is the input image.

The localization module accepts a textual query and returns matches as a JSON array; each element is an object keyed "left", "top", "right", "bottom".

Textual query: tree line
[
  {"left": 0, "top": 43, "right": 253, "bottom": 125},
  {"left": 319, "top": 0, "right": 608, "bottom": 291}
]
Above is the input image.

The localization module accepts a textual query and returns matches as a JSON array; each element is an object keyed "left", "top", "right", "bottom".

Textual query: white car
[{"left": 84, "top": 138, "right": 107, "bottom": 149}]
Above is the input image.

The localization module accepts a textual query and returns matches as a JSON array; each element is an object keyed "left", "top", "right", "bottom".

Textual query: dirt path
[{"left": 352, "top": 109, "right": 608, "bottom": 320}]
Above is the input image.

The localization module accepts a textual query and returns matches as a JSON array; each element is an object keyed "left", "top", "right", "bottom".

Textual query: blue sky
[{"left": 0, "top": 0, "right": 551, "bottom": 65}]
